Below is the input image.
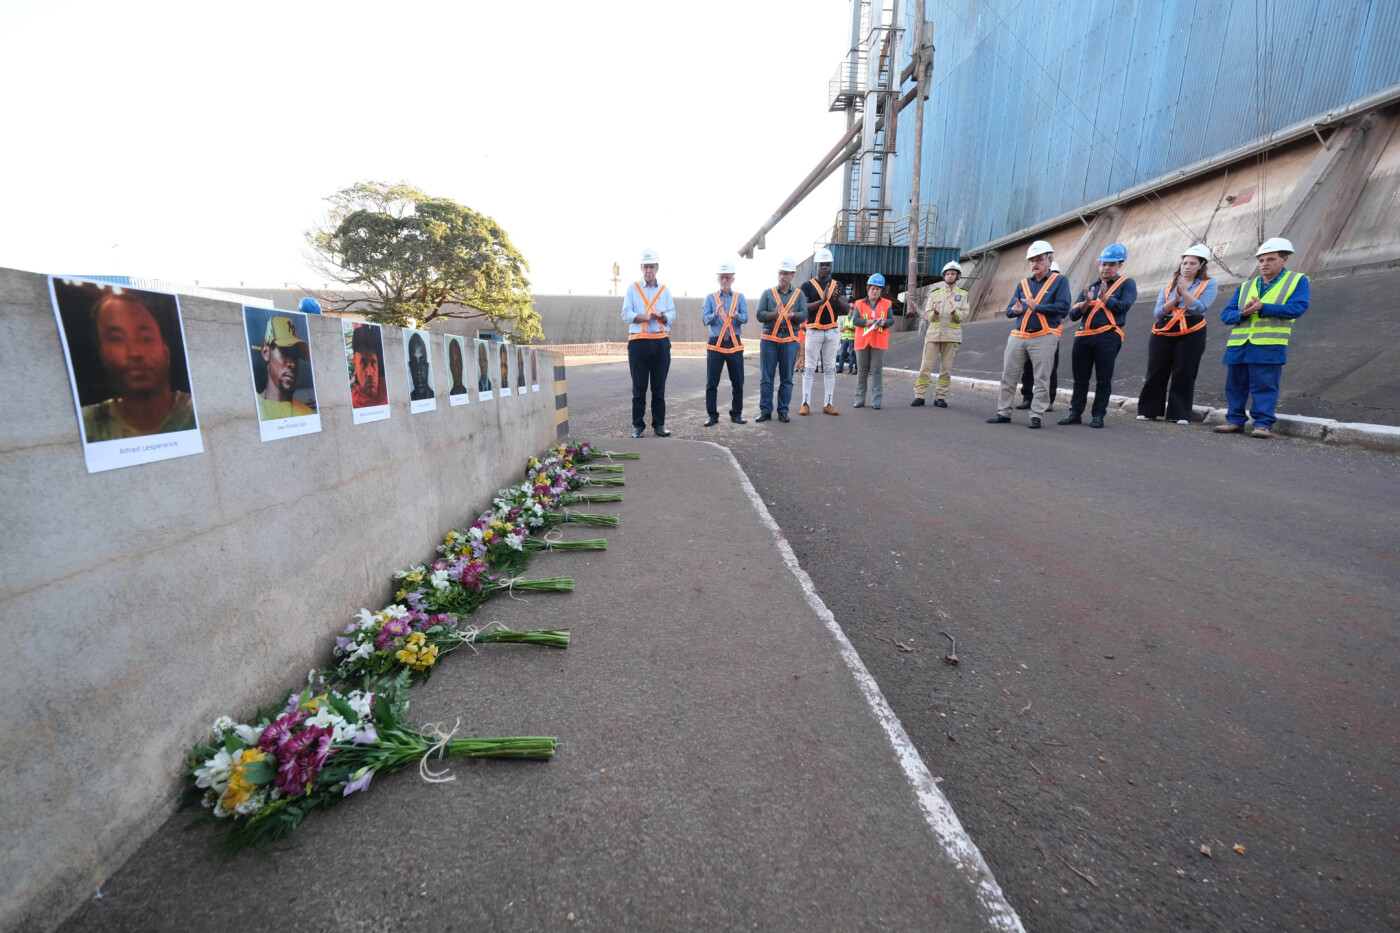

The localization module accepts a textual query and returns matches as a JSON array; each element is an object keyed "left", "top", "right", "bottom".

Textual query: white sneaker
[
  {"left": 1136, "top": 415, "right": 1147, "bottom": 420},
  {"left": 1176, "top": 419, "right": 1190, "bottom": 425}
]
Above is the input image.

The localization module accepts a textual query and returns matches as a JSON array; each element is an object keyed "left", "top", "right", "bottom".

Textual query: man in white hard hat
[
  {"left": 911, "top": 261, "right": 968, "bottom": 408},
  {"left": 755, "top": 257, "right": 808, "bottom": 422},
  {"left": 1213, "top": 237, "right": 1310, "bottom": 438},
  {"left": 1018, "top": 260, "right": 1062, "bottom": 410},
  {"left": 988, "top": 240, "right": 1071, "bottom": 428},
  {"left": 701, "top": 260, "right": 749, "bottom": 426},
  {"left": 798, "top": 247, "right": 848, "bottom": 416},
  {"left": 621, "top": 248, "right": 676, "bottom": 438}
]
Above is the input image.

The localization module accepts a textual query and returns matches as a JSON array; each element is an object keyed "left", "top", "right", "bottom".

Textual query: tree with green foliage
[{"left": 305, "top": 182, "right": 541, "bottom": 340}]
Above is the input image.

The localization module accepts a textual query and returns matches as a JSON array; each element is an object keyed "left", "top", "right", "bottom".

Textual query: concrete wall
[
  {"left": 0, "top": 267, "right": 560, "bottom": 932},
  {"left": 532, "top": 294, "right": 721, "bottom": 344}
]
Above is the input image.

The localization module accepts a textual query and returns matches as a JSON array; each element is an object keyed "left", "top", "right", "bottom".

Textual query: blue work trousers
[
  {"left": 705, "top": 349, "right": 745, "bottom": 417},
  {"left": 1225, "top": 362, "right": 1283, "bottom": 428},
  {"left": 836, "top": 339, "right": 856, "bottom": 372},
  {"left": 758, "top": 339, "right": 799, "bottom": 415}
]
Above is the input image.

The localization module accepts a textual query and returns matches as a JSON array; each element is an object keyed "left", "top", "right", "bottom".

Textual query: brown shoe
[
  {"left": 1046, "top": 404, "right": 1055, "bottom": 412},
  {"left": 1214, "top": 423, "right": 1242, "bottom": 433},
  {"left": 799, "top": 403, "right": 810, "bottom": 416},
  {"left": 823, "top": 404, "right": 839, "bottom": 415},
  {"left": 1251, "top": 426, "right": 1274, "bottom": 438},
  {"left": 1015, "top": 400, "right": 1032, "bottom": 410}
]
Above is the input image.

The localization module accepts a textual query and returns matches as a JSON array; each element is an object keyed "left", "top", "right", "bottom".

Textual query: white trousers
[{"left": 802, "top": 327, "right": 840, "bottom": 405}]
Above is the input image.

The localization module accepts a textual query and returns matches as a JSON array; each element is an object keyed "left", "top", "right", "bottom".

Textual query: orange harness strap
[
  {"left": 1075, "top": 276, "right": 1130, "bottom": 339},
  {"left": 1152, "top": 280, "right": 1210, "bottom": 336},
  {"left": 762, "top": 287, "right": 802, "bottom": 342},
  {"left": 708, "top": 291, "right": 743, "bottom": 354},
  {"left": 1010, "top": 272, "right": 1063, "bottom": 338},
  {"left": 628, "top": 282, "right": 670, "bottom": 340},
  {"left": 807, "top": 278, "right": 840, "bottom": 329}
]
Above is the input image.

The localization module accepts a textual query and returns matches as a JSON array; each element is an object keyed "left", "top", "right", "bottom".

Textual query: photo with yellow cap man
[{"left": 242, "top": 305, "right": 321, "bottom": 440}]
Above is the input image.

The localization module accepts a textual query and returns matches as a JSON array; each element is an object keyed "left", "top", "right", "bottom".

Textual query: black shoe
[
  {"left": 1090, "top": 416, "right": 1105, "bottom": 429},
  {"left": 778, "top": 412, "right": 790, "bottom": 422},
  {"left": 933, "top": 399, "right": 948, "bottom": 408},
  {"left": 631, "top": 426, "right": 645, "bottom": 438},
  {"left": 986, "top": 414, "right": 1011, "bottom": 424},
  {"left": 1027, "top": 417, "right": 1041, "bottom": 429},
  {"left": 730, "top": 414, "right": 746, "bottom": 424},
  {"left": 654, "top": 425, "right": 671, "bottom": 437},
  {"left": 703, "top": 414, "right": 719, "bottom": 427},
  {"left": 756, "top": 412, "right": 772, "bottom": 422},
  {"left": 911, "top": 398, "right": 925, "bottom": 407},
  {"left": 1057, "top": 412, "right": 1082, "bottom": 425},
  {"left": 1015, "top": 399, "right": 1032, "bottom": 410}
]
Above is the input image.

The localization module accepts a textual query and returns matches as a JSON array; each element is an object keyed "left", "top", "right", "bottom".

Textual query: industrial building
[{"left": 741, "top": 0, "right": 1400, "bottom": 319}]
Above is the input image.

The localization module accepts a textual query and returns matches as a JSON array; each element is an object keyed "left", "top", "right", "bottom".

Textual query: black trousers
[
  {"left": 629, "top": 337, "right": 671, "bottom": 428},
  {"left": 1069, "top": 331, "right": 1122, "bottom": 417},
  {"left": 705, "top": 349, "right": 745, "bottom": 417},
  {"left": 1022, "top": 344, "right": 1059, "bottom": 399},
  {"left": 1139, "top": 328, "right": 1208, "bottom": 420}
]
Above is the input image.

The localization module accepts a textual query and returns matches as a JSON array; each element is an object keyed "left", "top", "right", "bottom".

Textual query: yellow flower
[
  {"left": 394, "top": 588, "right": 408, "bottom": 601},
  {"left": 414, "top": 644, "right": 439, "bottom": 670},
  {"left": 396, "top": 644, "right": 420, "bottom": 666},
  {"left": 219, "top": 748, "right": 268, "bottom": 813}
]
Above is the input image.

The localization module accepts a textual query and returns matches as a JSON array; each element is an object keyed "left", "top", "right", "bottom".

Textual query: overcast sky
[{"left": 0, "top": 0, "right": 860, "bottom": 298}]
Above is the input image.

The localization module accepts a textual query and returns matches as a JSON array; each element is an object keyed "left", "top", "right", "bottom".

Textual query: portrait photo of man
[
  {"left": 243, "top": 306, "right": 320, "bottom": 440},
  {"left": 475, "top": 338, "right": 493, "bottom": 400},
  {"left": 445, "top": 335, "right": 471, "bottom": 406},
  {"left": 499, "top": 341, "right": 511, "bottom": 398},
  {"left": 403, "top": 328, "right": 436, "bottom": 413},
  {"left": 516, "top": 345, "right": 527, "bottom": 394},
  {"left": 530, "top": 349, "right": 540, "bottom": 391},
  {"left": 48, "top": 277, "right": 204, "bottom": 472},
  {"left": 343, "top": 320, "right": 390, "bottom": 423}
]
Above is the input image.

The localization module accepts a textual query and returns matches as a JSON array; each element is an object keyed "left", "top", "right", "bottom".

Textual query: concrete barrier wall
[{"left": 0, "top": 267, "right": 560, "bottom": 932}]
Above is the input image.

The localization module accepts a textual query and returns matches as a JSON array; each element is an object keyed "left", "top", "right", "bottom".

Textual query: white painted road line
[{"left": 702, "top": 440, "right": 1027, "bottom": 933}]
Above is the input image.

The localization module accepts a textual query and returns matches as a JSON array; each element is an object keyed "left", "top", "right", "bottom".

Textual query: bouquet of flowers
[
  {"left": 558, "top": 440, "right": 639, "bottom": 462},
  {"left": 332, "top": 603, "right": 569, "bottom": 682},
  {"left": 393, "top": 559, "right": 574, "bottom": 619},
  {"left": 491, "top": 480, "right": 620, "bottom": 529},
  {"left": 439, "top": 523, "right": 604, "bottom": 578},
  {"left": 188, "top": 674, "right": 555, "bottom": 853}
]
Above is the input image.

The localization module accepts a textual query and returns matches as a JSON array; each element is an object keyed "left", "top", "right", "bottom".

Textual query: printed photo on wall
[
  {"left": 48, "top": 277, "right": 204, "bottom": 473},
  {"left": 403, "top": 328, "right": 436, "bottom": 414},
  {"left": 242, "top": 306, "right": 321, "bottom": 442},
  {"left": 515, "top": 345, "right": 528, "bottom": 395},
  {"left": 498, "top": 341, "right": 511, "bottom": 400},
  {"left": 444, "top": 334, "right": 471, "bottom": 407},
  {"left": 343, "top": 320, "right": 390, "bottom": 424},
  {"left": 530, "top": 349, "right": 540, "bottom": 392},
  {"left": 474, "top": 338, "right": 494, "bottom": 401}
]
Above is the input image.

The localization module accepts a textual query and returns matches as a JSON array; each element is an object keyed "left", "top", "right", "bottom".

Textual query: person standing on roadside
[
  {"left": 911, "top": 261, "right": 967, "bottom": 408},
  {"left": 851, "top": 273, "right": 893, "bottom": 409},
  {"left": 755, "top": 257, "right": 807, "bottom": 423},
  {"left": 1059, "top": 244, "right": 1137, "bottom": 428},
  {"left": 1018, "top": 261, "right": 1063, "bottom": 411},
  {"left": 701, "top": 260, "right": 748, "bottom": 426},
  {"left": 988, "top": 240, "right": 1070, "bottom": 428},
  {"left": 835, "top": 308, "right": 857, "bottom": 374},
  {"left": 799, "top": 247, "right": 847, "bottom": 416},
  {"left": 1138, "top": 244, "right": 1219, "bottom": 423},
  {"left": 621, "top": 248, "right": 675, "bottom": 438},
  {"left": 1213, "top": 238, "right": 1309, "bottom": 439}
]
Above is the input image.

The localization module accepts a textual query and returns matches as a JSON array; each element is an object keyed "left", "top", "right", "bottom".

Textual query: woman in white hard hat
[
  {"left": 851, "top": 274, "right": 893, "bottom": 408},
  {"left": 911, "top": 261, "right": 967, "bottom": 408},
  {"left": 1138, "top": 244, "right": 1219, "bottom": 423}
]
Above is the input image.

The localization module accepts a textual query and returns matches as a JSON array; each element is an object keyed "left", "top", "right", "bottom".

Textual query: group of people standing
[{"left": 624, "top": 238, "right": 1310, "bottom": 440}]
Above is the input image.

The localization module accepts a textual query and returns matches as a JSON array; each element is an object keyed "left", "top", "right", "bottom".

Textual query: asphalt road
[{"left": 566, "top": 356, "right": 1400, "bottom": 933}]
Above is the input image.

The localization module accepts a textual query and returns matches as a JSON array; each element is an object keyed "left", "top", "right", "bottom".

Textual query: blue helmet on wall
[
  {"left": 298, "top": 297, "right": 322, "bottom": 315},
  {"left": 1097, "top": 243, "right": 1128, "bottom": 263},
  {"left": 868, "top": 273, "right": 886, "bottom": 287}
]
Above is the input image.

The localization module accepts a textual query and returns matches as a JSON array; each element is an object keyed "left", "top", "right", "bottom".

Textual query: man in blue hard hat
[
  {"left": 988, "top": 241, "right": 1071, "bottom": 428},
  {"left": 1213, "top": 238, "right": 1309, "bottom": 439},
  {"left": 1059, "top": 244, "right": 1137, "bottom": 428}
]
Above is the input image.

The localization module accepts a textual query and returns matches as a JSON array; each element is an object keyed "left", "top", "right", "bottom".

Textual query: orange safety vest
[
  {"left": 806, "top": 278, "right": 840, "bottom": 329},
  {"left": 708, "top": 291, "right": 744, "bottom": 354},
  {"left": 1075, "top": 275, "right": 1130, "bottom": 340},
  {"left": 628, "top": 282, "right": 671, "bottom": 340},
  {"left": 762, "top": 287, "right": 802, "bottom": 343},
  {"left": 1010, "top": 272, "right": 1063, "bottom": 338},
  {"left": 853, "top": 298, "right": 892, "bottom": 350},
  {"left": 1152, "top": 280, "right": 1210, "bottom": 336}
]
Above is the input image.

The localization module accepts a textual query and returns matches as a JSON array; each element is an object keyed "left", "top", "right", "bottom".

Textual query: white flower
[
  {"left": 430, "top": 568, "right": 451, "bottom": 590},
  {"left": 506, "top": 533, "right": 525, "bottom": 551},
  {"left": 354, "top": 608, "right": 378, "bottom": 631},
  {"left": 212, "top": 716, "right": 234, "bottom": 738},
  {"left": 350, "top": 642, "right": 374, "bottom": 661},
  {"left": 233, "top": 723, "right": 264, "bottom": 746},
  {"left": 381, "top": 604, "right": 410, "bottom": 621},
  {"left": 194, "top": 749, "right": 234, "bottom": 792},
  {"left": 234, "top": 791, "right": 265, "bottom": 816},
  {"left": 348, "top": 692, "right": 374, "bottom": 719}
]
